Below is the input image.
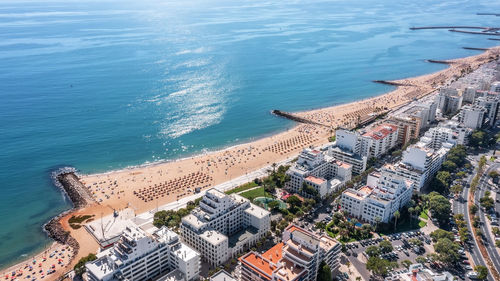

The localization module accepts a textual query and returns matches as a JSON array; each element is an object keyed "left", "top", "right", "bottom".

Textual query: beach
[{"left": 2, "top": 46, "right": 499, "bottom": 280}]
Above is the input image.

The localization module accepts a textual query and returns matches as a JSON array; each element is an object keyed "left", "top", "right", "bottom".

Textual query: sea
[{"left": 0, "top": 0, "right": 499, "bottom": 269}]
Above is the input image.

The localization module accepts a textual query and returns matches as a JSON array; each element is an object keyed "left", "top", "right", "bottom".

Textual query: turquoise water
[{"left": 0, "top": 0, "right": 499, "bottom": 268}]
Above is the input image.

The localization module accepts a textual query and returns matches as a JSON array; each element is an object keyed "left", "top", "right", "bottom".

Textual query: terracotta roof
[
  {"left": 239, "top": 253, "right": 275, "bottom": 280},
  {"left": 263, "top": 242, "right": 283, "bottom": 264},
  {"left": 363, "top": 123, "right": 398, "bottom": 140},
  {"left": 305, "top": 175, "right": 325, "bottom": 185}
]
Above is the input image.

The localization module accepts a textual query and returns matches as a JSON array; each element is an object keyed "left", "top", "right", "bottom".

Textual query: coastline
[{"left": 2, "top": 46, "right": 499, "bottom": 278}]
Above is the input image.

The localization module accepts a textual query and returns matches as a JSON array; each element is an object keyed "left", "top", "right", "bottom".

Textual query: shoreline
[{"left": 2, "top": 46, "right": 500, "bottom": 277}]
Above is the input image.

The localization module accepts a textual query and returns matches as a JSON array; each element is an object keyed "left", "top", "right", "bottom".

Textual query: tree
[
  {"left": 469, "top": 130, "right": 487, "bottom": 148},
  {"left": 415, "top": 256, "right": 427, "bottom": 264},
  {"left": 428, "top": 193, "right": 451, "bottom": 225},
  {"left": 374, "top": 216, "right": 382, "bottom": 231},
  {"left": 267, "top": 200, "right": 280, "bottom": 211},
  {"left": 366, "top": 256, "right": 397, "bottom": 277},
  {"left": 431, "top": 171, "right": 451, "bottom": 193},
  {"left": 434, "top": 238, "right": 460, "bottom": 264},
  {"left": 490, "top": 170, "right": 499, "bottom": 180},
  {"left": 475, "top": 265, "right": 488, "bottom": 280},
  {"left": 450, "top": 184, "right": 462, "bottom": 197},
  {"left": 480, "top": 195, "right": 494, "bottom": 210},
  {"left": 470, "top": 204, "right": 478, "bottom": 215},
  {"left": 74, "top": 253, "right": 97, "bottom": 276},
  {"left": 401, "top": 260, "right": 412, "bottom": 268},
  {"left": 365, "top": 246, "right": 380, "bottom": 257},
  {"left": 393, "top": 211, "right": 400, "bottom": 231},
  {"left": 286, "top": 195, "right": 302, "bottom": 210},
  {"left": 430, "top": 229, "right": 454, "bottom": 242},
  {"left": 442, "top": 160, "right": 457, "bottom": 172},
  {"left": 317, "top": 260, "right": 332, "bottom": 281},
  {"left": 379, "top": 240, "right": 393, "bottom": 253}
]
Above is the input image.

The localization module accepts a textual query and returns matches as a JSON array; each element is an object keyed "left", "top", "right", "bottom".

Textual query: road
[
  {"left": 474, "top": 163, "right": 500, "bottom": 278},
  {"left": 452, "top": 160, "right": 492, "bottom": 281}
]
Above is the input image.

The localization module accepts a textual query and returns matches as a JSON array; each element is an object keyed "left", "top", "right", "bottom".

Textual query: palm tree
[
  {"left": 408, "top": 207, "right": 414, "bottom": 224},
  {"left": 394, "top": 211, "right": 400, "bottom": 231},
  {"left": 375, "top": 216, "right": 382, "bottom": 231},
  {"left": 271, "top": 163, "right": 277, "bottom": 175}
]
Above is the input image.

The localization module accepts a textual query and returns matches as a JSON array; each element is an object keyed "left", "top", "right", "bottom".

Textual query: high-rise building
[
  {"left": 457, "top": 105, "right": 486, "bottom": 129},
  {"left": 436, "top": 88, "right": 463, "bottom": 115},
  {"left": 180, "top": 189, "right": 270, "bottom": 267},
  {"left": 285, "top": 148, "right": 352, "bottom": 198},
  {"left": 85, "top": 226, "right": 200, "bottom": 281},
  {"left": 475, "top": 96, "right": 499, "bottom": 127},
  {"left": 361, "top": 123, "right": 399, "bottom": 158},
  {"left": 238, "top": 225, "right": 340, "bottom": 281}
]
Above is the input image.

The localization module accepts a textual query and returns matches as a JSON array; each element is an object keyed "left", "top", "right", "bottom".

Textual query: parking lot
[{"left": 340, "top": 230, "right": 438, "bottom": 280}]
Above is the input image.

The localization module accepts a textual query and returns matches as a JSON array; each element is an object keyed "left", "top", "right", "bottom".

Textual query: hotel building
[
  {"left": 180, "top": 189, "right": 270, "bottom": 267},
  {"left": 341, "top": 171, "right": 413, "bottom": 224},
  {"left": 239, "top": 225, "right": 340, "bottom": 281},
  {"left": 458, "top": 105, "right": 487, "bottom": 129},
  {"left": 85, "top": 226, "right": 200, "bottom": 281},
  {"left": 286, "top": 148, "right": 352, "bottom": 199}
]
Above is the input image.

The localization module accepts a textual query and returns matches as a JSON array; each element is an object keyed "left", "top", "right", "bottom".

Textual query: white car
[{"left": 467, "top": 271, "right": 478, "bottom": 279}]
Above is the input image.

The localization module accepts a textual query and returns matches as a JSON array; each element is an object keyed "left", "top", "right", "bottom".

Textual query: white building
[
  {"left": 239, "top": 224, "right": 341, "bottom": 281},
  {"left": 180, "top": 189, "right": 270, "bottom": 267},
  {"left": 286, "top": 148, "right": 352, "bottom": 198},
  {"left": 436, "top": 88, "right": 463, "bottom": 115},
  {"left": 491, "top": 81, "right": 500, "bottom": 93},
  {"left": 462, "top": 87, "right": 477, "bottom": 104},
  {"left": 209, "top": 270, "right": 237, "bottom": 281},
  {"left": 475, "top": 95, "right": 499, "bottom": 127},
  {"left": 361, "top": 123, "right": 399, "bottom": 158},
  {"left": 86, "top": 226, "right": 200, "bottom": 281},
  {"left": 385, "top": 263, "right": 453, "bottom": 281},
  {"left": 341, "top": 171, "right": 413, "bottom": 224},
  {"left": 458, "top": 105, "right": 486, "bottom": 129},
  {"left": 419, "top": 122, "right": 470, "bottom": 149}
]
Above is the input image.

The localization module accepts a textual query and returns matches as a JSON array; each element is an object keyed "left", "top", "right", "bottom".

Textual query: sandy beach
[
  {"left": 2, "top": 46, "right": 499, "bottom": 279},
  {"left": 79, "top": 46, "right": 500, "bottom": 218}
]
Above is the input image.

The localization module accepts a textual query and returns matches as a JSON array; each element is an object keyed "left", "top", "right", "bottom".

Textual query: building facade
[
  {"left": 86, "top": 226, "right": 200, "bottom": 281},
  {"left": 180, "top": 189, "right": 270, "bottom": 267}
]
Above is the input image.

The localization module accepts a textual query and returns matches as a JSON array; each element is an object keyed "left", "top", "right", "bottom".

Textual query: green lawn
[
  {"left": 239, "top": 187, "right": 272, "bottom": 202},
  {"left": 378, "top": 218, "right": 425, "bottom": 235},
  {"left": 419, "top": 209, "right": 429, "bottom": 220},
  {"left": 418, "top": 220, "right": 427, "bottom": 228},
  {"left": 225, "top": 182, "right": 258, "bottom": 194}
]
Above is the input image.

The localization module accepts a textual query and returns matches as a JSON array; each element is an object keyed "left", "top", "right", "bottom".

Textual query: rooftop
[
  {"left": 363, "top": 123, "right": 398, "bottom": 140},
  {"left": 200, "top": 230, "right": 227, "bottom": 245},
  {"left": 210, "top": 270, "right": 237, "bottom": 281},
  {"left": 262, "top": 242, "right": 283, "bottom": 264},
  {"left": 240, "top": 252, "right": 276, "bottom": 280},
  {"left": 305, "top": 175, "right": 326, "bottom": 185}
]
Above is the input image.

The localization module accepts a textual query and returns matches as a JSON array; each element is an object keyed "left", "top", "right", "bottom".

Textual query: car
[
  {"left": 467, "top": 271, "right": 478, "bottom": 279},
  {"left": 403, "top": 250, "right": 409, "bottom": 256},
  {"left": 462, "top": 260, "right": 470, "bottom": 265}
]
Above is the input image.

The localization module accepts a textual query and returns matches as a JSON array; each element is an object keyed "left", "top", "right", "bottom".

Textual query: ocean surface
[{"left": 0, "top": 0, "right": 499, "bottom": 268}]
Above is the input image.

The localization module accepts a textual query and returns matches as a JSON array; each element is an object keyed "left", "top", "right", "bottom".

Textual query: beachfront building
[
  {"left": 380, "top": 139, "right": 453, "bottom": 191},
  {"left": 180, "top": 189, "right": 270, "bottom": 267},
  {"left": 385, "top": 263, "right": 453, "bottom": 281},
  {"left": 462, "top": 87, "right": 477, "bottom": 104},
  {"left": 360, "top": 123, "right": 399, "bottom": 158},
  {"left": 491, "top": 81, "right": 500, "bottom": 93},
  {"left": 85, "top": 226, "right": 200, "bottom": 281},
  {"left": 386, "top": 115, "right": 421, "bottom": 146},
  {"left": 436, "top": 87, "right": 463, "bottom": 116},
  {"left": 285, "top": 148, "right": 352, "bottom": 199},
  {"left": 457, "top": 105, "right": 486, "bottom": 129},
  {"left": 475, "top": 95, "right": 500, "bottom": 126},
  {"left": 340, "top": 171, "right": 413, "bottom": 224},
  {"left": 238, "top": 225, "right": 340, "bottom": 281}
]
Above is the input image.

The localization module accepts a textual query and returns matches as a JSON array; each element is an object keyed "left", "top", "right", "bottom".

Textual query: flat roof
[
  {"left": 305, "top": 175, "right": 326, "bottom": 185},
  {"left": 173, "top": 243, "right": 199, "bottom": 261},
  {"left": 200, "top": 230, "right": 227, "bottom": 245},
  {"left": 244, "top": 204, "right": 270, "bottom": 219},
  {"left": 363, "top": 123, "right": 398, "bottom": 140},
  {"left": 210, "top": 270, "right": 237, "bottom": 281},
  {"left": 228, "top": 227, "right": 258, "bottom": 248},
  {"left": 263, "top": 242, "right": 283, "bottom": 264},
  {"left": 240, "top": 253, "right": 275, "bottom": 280}
]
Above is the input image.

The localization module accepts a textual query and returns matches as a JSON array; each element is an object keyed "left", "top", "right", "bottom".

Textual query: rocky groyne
[
  {"left": 42, "top": 168, "right": 96, "bottom": 270},
  {"left": 272, "top": 110, "right": 328, "bottom": 127}
]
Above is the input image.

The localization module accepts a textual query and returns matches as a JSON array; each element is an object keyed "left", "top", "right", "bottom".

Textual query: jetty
[
  {"left": 477, "top": 13, "right": 500, "bottom": 16},
  {"left": 426, "top": 59, "right": 453, "bottom": 65},
  {"left": 272, "top": 110, "right": 328, "bottom": 127},
  {"left": 449, "top": 29, "right": 500, "bottom": 36},
  {"left": 372, "top": 80, "right": 414, "bottom": 87},
  {"left": 56, "top": 172, "right": 95, "bottom": 208},
  {"left": 488, "top": 38, "right": 500, "bottom": 41},
  {"left": 410, "top": 26, "right": 487, "bottom": 30},
  {"left": 463, "top": 47, "right": 490, "bottom": 51}
]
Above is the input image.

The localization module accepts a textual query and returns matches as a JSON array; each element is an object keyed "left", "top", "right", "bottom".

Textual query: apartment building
[
  {"left": 386, "top": 115, "right": 421, "bottom": 146},
  {"left": 180, "top": 189, "right": 270, "bottom": 267},
  {"left": 436, "top": 88, "right": 463, "bottom": 116},
  {"left": 419, "top": 122, "right": 470, "bottom": 149},
  {"left": 341, "top": 171, "right": 413, "bottom": 224},
  {"left": 285, "top": 148, "right": 352, "bottom": 198},
  {"left": 385, "top": 263, "right": 453, "bottom": 281},
  {"left": 209, "top": 270, "right": 237, "bottom": 281},
  {"left": 361, "top": 123, "right": 399, "bottom": 158},
  {"left": 475, "top": 95, "right": 500, "bottom": 126},
  {"left": 458, "top": 105, "right": 487, "bottom": 129},
  {"left": 85, "top": 226, "right": 200, "bottom": 281},
  {"left": 239, "top": 225, "right": 340, "bottom": 281}
]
